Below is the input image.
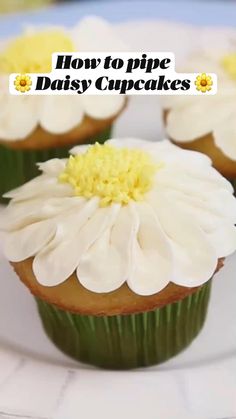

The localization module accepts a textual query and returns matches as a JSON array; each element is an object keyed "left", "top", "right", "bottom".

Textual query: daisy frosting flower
[
  {"left": 0, "top": 17, "right": 126, "bottom": 141},
  {"left": 58, "top": 142, "right": 161, "bottom": 206},
  {"left": 195, "top": 73, "right": 213, "bottom": 93},
  {"left": 0, "top": 30, "right": 74, "bottom": 74},
  {"left": 222, "top": 53, "right": 236, "bottom": 80},
  {"left": 162, "top": 39, "right": 236, "bottom": 161},
  {"left": 14, "top": 74, "right": 32, "bottom": 93},
  {"left": 1, "top": 138, "right": 236, "bottom": 296}
]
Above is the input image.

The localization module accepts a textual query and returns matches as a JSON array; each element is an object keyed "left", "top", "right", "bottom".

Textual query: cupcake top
[
  {"left": 163, "top": 47, "right": 236, "bottom": 161},
  {"left": 1, "top": 138, "right": 236, "bottom": 296},
  {"left": 0, "top": 16, "right": 125, "bottom": 141}
]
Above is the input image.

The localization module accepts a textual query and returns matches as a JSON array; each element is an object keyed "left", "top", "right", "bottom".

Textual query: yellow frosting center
[
  {"left": 221, "top": 53, "right": 236, "bottom": 80},
  {"left": 59, "top": 143, "right": 160, "bottom": 207},
  {"left": 0, "top": 29, "right": 75, "bottom": 74}
]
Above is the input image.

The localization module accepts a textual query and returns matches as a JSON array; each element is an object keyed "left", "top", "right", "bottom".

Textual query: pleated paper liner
[
  {"left": 36, "top": 280, "right": 211, "bottom": 370},
  {"left": 0, "top": 127, "right": 111, "bottom": 202},
  {"left": 230, "top": 179, "right": 236, "bottom": 196}
]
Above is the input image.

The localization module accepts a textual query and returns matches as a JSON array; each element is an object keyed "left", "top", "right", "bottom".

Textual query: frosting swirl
[
  {"left": 1, "top": 138, "right": 236, "bottom": 295},
  {"left": 0, "top": 17, "right": 126, "bottom": 141}
]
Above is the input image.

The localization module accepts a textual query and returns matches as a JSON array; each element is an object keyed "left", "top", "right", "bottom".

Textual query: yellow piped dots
[
  {"left": 222, "top": 53, "right": 236, "bottom": 80},
  {"left": 59, "top": 143, "right": 160, "bottom": 207},
  {"left": 0, "top": 30, "right": 75, "bottom": 74}
]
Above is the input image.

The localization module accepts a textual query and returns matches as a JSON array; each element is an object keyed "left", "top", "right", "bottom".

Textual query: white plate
[{"left": 0, "top": 13, "right": 236, "bottom": 419}]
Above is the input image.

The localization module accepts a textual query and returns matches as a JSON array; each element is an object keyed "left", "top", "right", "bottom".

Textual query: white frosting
[
  {"left": 163, "top": 50, "right": 236, "bottom": 161},
  {"left": 0, "top": 17, "right": 126, "bottom": 141},
  {"left": 1, "top": 138, "right": 236, "bottom": 296}
]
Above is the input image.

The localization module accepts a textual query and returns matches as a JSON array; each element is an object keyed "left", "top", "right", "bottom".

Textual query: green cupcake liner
[
  {"left": 230, "top": 179, "right": 236, "bottom": 195},
  {"left": 0, "top": 126, "right": 112, "bottom": 202},
  {"left": 36, "top": 281, "right": 211, "bottom": 369}
]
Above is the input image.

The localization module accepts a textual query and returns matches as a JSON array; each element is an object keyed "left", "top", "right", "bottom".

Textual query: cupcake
[
  {"left": 162, "top": 47, "right": 236, "bottom": 187},
  {"left": 1, "top": 138, "right": 236, "bottom": 369},
  {"left": 0, "top": 17, "right": 126, "bottom": 198}
]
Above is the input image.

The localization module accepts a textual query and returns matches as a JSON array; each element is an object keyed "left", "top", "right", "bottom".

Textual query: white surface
[{"left": 0, "top": 19, "right": 236, "bottom": 419}]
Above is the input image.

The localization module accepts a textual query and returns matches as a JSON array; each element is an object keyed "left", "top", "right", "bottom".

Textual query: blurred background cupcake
[
  {"left": 1, "top": 138, "right": 236, "bottom": 369},
  {"left": 0, "top": 16, "right": 126, "bottom": 198},
  {"left": 162, "top": 42, "right": 236, "bottom": 188}
]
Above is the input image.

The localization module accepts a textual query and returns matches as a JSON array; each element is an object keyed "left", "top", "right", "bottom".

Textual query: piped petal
[
  {"left": 81, "top": 95, "right": 125, "bottom": 119},
  {"left": 4, "top": 175, "right": 73, "bottom": 202},
  {"left": 0, "top": 196, "right": 84, "bottom": 231},
  {"left": 166, "top": 97, "right": 232, "bottom": 142},
  {"left": 150, "top": 191, "right": 218, "bottom": 287},
  {"left": 33, "top": 200, "right": 118, "bottom": 286},
  {"left": 207, "top": 223, "right": 236, "bottom": 258},
  {"left": 4, "top": 219, "right": 56, "bottom": 262},
  {"left": 128, "top": 203, "right": 172, "bottom": 295},
  {"left": 0, "top": 94, "right": 38, "bottom": 140},
  {"left": 78, "top": 204, "right": 139, "bottom": 293},
  {"left": 37, "top": 158, "right": 67, "bottom": 176},
  {"left": 71, "top": 16, "right": 127, "bottom": 51},
  {"left": 39, "top": 96, "right": 84, "bottom": 134}
]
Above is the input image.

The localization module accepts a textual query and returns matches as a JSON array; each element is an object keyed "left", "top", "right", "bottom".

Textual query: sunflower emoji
[
  {"left": 14, "top": 74, "right": 32, "bottom": 93},
  {"left": 195, "top": 73, "right": 213, "bottom": 93}
]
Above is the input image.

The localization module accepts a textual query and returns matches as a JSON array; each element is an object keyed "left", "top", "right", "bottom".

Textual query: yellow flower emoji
[
  {"left": 14, "top": 74, "right": 32, "bottom": 93},
  {"left": 195, "top": 73, "right": 213, "bottom": 93}
]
